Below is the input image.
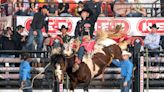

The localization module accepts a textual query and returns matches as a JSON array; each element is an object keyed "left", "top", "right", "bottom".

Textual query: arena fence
[
  {"left": 1, "top": 44, "right": 164, "bottom": 92},
  {"left": 139, "top": 49, "right": 164, "bottom": 92},
  {"left": 0, "top": 50, "right": 124, "bottom": 90}
]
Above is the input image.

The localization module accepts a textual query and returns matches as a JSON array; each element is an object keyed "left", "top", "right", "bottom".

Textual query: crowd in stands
[{"left": 0, "top": 0, "right": 148, "bottom": 17}]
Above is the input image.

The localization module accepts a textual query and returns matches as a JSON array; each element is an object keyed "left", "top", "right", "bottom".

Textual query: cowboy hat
[
  {"left": 59, "top": 25, "right": 68, "bottom": 31},
  {"left": 21, "top": 53, "right": 31, "bottom": 60},
  {"left": 122, "top": 50, "right": 132, "bottom": 57},
  {"left": 78, "top": 8, "right": 93, "bottom": 16},
  {"left": 149, "top": 24, "right": 159, "bottom": 29},
  {"left": 16, "top": 25, "right": 24, "bottom": 30}
]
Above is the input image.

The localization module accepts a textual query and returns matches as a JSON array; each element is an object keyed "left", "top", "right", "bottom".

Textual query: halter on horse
[{"left": 51, "top": 35, "right": 123, "bottom": 92}]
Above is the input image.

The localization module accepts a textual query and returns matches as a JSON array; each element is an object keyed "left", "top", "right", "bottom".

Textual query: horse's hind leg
[{"left": 83, "top": 80, "right": 91, "bottom": 92}]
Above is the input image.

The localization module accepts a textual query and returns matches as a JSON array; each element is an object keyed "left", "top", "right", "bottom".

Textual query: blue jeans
[
  {"left": 59, "top": 13, "right": 72, "bottom": 17},
  {"left": 19, "top": 79, "right": 33, "bottom": 92},
  {"left": 24, "top": 28, "right": 43, "bottom": 51},
  {"left": 131, "top": 13, "right": 142, "bottom": 17},
  {"left": 121, "top": 78, "right": 132, "bottom": 92},
  {"left": 115, "top": 13, "right": 132, "bottom": 17},
  {"left": 77, "top": 46, "right": 85, "bottom": 61}
]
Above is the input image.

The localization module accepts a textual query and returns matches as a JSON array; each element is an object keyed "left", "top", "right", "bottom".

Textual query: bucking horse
[{"left": 50, "top": 31, "right": 124, "bottom": 92}]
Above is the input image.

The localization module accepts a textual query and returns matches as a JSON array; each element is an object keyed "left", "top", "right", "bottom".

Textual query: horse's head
[
  {"left": 63, "top": 38, "right": 80, "bottom": 56},
  {"left": 51, "top": 54, "right": 67, "bottom": 83}
]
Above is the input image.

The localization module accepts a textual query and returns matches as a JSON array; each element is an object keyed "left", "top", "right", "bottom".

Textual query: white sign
[{"left": 16, "top": 16, "right": 164, "bottom": 36}]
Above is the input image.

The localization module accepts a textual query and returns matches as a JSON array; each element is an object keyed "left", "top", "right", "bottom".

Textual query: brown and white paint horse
[{"left": 51, "top": 35, "right": 123, "bottom": 92}]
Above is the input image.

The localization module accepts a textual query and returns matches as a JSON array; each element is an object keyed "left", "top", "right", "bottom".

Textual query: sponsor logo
[
  {"left": 96, "top": 18, "right": 130, "bottom": 33},
  {"left": 24, "top": 18, "right": 32, "bottom": 31},
  {"left": 25, "top": 18, "right": 73, "bottom": 35},
  {"left": 138, "top": 19, "right": 164, "bottom": 34},
  {"left": 49, "top": 18, "right": 73, "bottom": 34}
]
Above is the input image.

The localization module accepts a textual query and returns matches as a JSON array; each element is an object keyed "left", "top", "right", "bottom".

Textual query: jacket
[{"left": 30, "top": 12, "right": 49, "bottom": 33}]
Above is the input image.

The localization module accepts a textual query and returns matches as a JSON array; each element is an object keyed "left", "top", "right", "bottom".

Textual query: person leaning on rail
[
  {"left": 23, "top": 5, "right": 49, "bottom": 51},
  {"left": 19, "top": 53, "right": 41, "bottom": 92},
  {"left": 112, "top": 51, "right": 133, "bottom": 92},
  {"left": 144, "top": 24, "right": 160, "bottom": 66},
  {"left": 19, "top": 53, "right": 33, "bottom": 92}
]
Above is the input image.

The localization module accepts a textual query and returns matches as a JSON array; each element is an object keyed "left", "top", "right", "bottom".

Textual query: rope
[{"left": 18, "top": 62, "right": 51, "bottom": 92}]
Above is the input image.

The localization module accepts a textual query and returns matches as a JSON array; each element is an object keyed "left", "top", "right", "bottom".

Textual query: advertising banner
[{"left": 16, "top": 16, "right": 164, "bottom": 36}]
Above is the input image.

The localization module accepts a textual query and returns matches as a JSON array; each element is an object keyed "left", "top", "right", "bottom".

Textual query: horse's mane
[
  {"left": 95, "top": 31, "right": 109, "bottom": 40},
  {"left": 51, "top": 54, "right": 65, "bottom": 65},
  {"left": 95, "top": 24, "right": 125, "bottom": 39}
]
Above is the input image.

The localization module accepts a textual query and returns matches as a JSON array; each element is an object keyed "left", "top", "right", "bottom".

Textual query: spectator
[
  {"left": 23, "top": 6, "right": 49, "bottom": 51},
  {"left": 130, "top": 0, "right": 146, "bottom": 17},
  {"left": 58, "top": 0, "right": 72, "bottom": 17},
  {"left": 114, "top": 0, "right": 131, "bottom": 17},
  {"left": 144, "top": 24, "right": 160, "bottom": 53},
  {"left": 43, "top": 25, "right": 72, "bottom": 51},
  {"left": 23, "top": 0, "right": 30, "bottom": 9},
  {"left": 144, "top": 24, "right": 160, "bottom": 65},
  {"left": 27, "top": 2, "right": 37, "bottom": 16},
  {"left": 58, "top": 25, "right": 72, "bottom": 43},
  {"left": 48, "top": 3, "right": 58, "bottom": 16},
  {"left": 19, "top": 53, "right": 33, "bottom": 92},
  {"left": 100, "top": 0, "right": 114, "bottom": 17},
  {"left": 112, "top": 50, "right": 133, "bottom": 92},
  {"left": 15, "top": 0, "right": 27, "bottom": 16},
  {"left": 0, "top": 29, "right": 15, "bottom": 57},
  {"left": 74, "top": 1, "right": 84, "bottom": 17},
  {"left": 13, "top": 25, "right": 27, "bottom": 50},
  {"left": 1, "top": 28, "right": 15, "bottom": 50},
  {"left": 6, "top": 26, "right": 13, "bottom": 32},
  {"left": 29, "top": 0, "right": 37, "bottom": 10}
]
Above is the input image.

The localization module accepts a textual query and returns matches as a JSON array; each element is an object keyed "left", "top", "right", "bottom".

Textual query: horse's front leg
[{"left": 69, "top": 80, "right": 77, "bottom": 92}]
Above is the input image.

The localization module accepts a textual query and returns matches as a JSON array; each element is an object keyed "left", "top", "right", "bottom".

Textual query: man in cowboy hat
[
  {"left": 74, "top": 0, "right": 101, "bottom": 39},
  {"left": 144, "top": 24, "right": 160, "bottom": 65},
  {"left": 112, "top": 50, "right": 133, "bottom": 92},
  {"left": 58, "top": 25, "right": 72, "bottom": 43},
  {"left": 74, "top": 8, "right": 93, "bottom": 38},
  {"left": 144, "top": 24, "right": 160, "bottom": 53},
  {"left": 144, "top": 24, "right": 160, "bottom": 50}
]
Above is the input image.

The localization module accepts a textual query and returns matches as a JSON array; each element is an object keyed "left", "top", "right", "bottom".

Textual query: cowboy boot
[
  {"left": 72, "top": 63, "right": 80, "bottom": 72},
  {"left": 72, "top": 56, "right": 81, "bottom": 72},
  {"left": 75, "top": 56, "right": 81, "bottom": 64}
]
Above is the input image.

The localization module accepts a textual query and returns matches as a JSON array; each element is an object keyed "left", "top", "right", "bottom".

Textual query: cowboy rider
[{"left": 73, "top": 5, "right": 101, "bottom": 72}]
